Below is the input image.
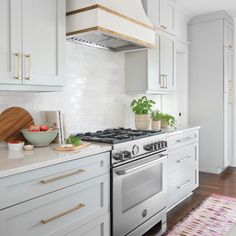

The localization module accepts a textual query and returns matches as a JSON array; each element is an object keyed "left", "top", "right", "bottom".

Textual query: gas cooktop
[{"left": 76, "top": 128, "right": 163, "bottom": 144}]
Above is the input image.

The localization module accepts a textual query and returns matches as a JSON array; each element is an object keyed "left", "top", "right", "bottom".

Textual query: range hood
[{"left": 66, "top": 0, "right": 156, "bottom": 52}]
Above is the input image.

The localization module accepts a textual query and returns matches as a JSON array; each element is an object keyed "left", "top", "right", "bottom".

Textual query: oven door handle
[{"left": 115, "top": 155, "right": 167, "bottom": 176}]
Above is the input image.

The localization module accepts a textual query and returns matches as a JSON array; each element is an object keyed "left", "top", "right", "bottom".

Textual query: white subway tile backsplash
[{"left": 0, "top": 42, "right": 162, "bottom": 134}]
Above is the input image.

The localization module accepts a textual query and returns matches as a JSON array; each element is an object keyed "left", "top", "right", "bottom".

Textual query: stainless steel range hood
[{"left": 66, "top": 0, "right": 156, "bottom": 52}]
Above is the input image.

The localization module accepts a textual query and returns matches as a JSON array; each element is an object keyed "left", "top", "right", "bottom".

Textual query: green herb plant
[
  {"left": 130, "top": 96, "right": 155, "bottom": 115},
  {"left": 151, "top": 110, "right": 162, "bottom": 121},
  {"left": 161, "top": 113, "right": 176, "bottom": 127},
  {"left": 66, "top": 135, "right": 82, "bottom": 146}
]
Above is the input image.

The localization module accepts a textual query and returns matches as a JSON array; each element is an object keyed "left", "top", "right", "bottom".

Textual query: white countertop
[
  {"left": 166, "top": 125, "right": 201, "bottom": 136},
  {"left": 0, "top": 143, "right": 112, "bottom": 178},
  {"left": 0, "top": 126, "right": 200, "bottom": 178}
]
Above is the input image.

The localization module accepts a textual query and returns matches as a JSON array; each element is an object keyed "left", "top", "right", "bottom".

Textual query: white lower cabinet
[
  {"left": 167, "top": 129, "right": 199, "bottom": 210},
  {"left": 66, "top": 213, "right": 110, "bottom": 236},
  {"left": 0, "top": 152, "right": 111, "bottom": 236}
]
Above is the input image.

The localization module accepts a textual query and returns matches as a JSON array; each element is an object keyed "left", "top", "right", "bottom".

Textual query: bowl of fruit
[{"left": 21, "top": 125, "right": 58, "bottom": 147}]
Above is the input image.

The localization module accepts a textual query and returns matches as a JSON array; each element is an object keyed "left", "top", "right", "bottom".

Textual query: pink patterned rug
[{"left": 166, "top": 194, "right": 236, "bottom": 236}]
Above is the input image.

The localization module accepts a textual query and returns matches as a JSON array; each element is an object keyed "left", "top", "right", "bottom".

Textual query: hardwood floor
[{"left": 144, "top": 167, "right": 236, "bottom": 235}]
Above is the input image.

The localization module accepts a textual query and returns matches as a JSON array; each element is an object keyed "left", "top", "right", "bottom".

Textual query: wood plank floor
[{"left": 144, "top": 167, "right": 236, "bottom": 235}]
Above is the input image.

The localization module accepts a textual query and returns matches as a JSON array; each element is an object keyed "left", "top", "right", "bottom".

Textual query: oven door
[{"left": 112, "top": 152, "right": 167, "bottom": 236}]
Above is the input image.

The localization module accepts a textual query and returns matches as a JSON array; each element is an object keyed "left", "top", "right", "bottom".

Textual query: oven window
[{"left": 121, "top": 163, "right": 163, "bottom": 213}]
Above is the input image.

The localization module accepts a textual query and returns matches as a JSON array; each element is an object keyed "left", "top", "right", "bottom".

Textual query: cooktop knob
[
  {"left": 113, "top": 153, "right": 124, "bottom": 161},
  {"left": 144, "top": 144, "right": 154, "bottom": 152},
  {"left": 161, "top": 141, "right": 167, "bottom": 148},
  {"left": 123, "top": 151, "right": 132, "bottom": 159}
]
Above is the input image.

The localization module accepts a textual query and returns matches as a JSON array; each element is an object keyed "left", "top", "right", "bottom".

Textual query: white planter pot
[
  {"left": 135, "top": 114, "right": 150, "bottom": 130},
  {"left": 151, "top": 120, "right": 161, "bottom": 131}
]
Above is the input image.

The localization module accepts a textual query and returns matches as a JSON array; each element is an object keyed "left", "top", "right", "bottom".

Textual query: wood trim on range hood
[{"left": 66, "top": 0, "right": 156, "bottom": 51}]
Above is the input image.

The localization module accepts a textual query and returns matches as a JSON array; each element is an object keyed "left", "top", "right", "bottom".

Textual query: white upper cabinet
[
  {"left": 160, "top": 34, "right": 176, "bottom": 91},
  {"left": 163, "top": 0, "right": 175, "bottom": 34},
  {"left": 22, "top": 0, "right": 65, "bottom": 86},
  {"left": 224, "top": 20, "right": 234, "bottom": 50},
  {"left": 224, "top": 47, "right": 234, "bottom": 93},
  {"left": 0, "top": 0, "right": 22, "bottom": 85},
  {"left": 125, "top": 32, "right": 176, "bottom": 94},
  {"left": 0, "top": 0, "right": 65, "bottom": 91},
  {"left": 142, "top": 0, "right": 176, "bottom": 35}
]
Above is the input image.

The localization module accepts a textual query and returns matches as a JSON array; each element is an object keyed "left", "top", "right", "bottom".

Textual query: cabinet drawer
[
  {"left": 0, "top": 174, "right": 110, "bottom": 236},
  {"left": 65, "top": 213, "right": 110, "bottom": 236},
  {"left": 167, "top": 130, "right": 198, "bottom": 150},
  {"left": 168, "top": 143, "right": 198, "bottom": 173},
  {"left": 0, "top": 152, "right": 110, "bottom": 210},
  {"left": 168, "top": 165, "right": 198, "bottom": 208}
]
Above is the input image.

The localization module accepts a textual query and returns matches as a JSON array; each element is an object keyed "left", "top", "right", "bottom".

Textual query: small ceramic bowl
[
  {"left": 24, "top": 145, "right": 34, "bottom": 151},
  {"left": 8, "top": 141, "right": 25, "bottom": 151}
]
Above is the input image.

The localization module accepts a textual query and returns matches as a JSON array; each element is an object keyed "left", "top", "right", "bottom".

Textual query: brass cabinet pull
[
  {"left": 164, "top": 75, "right": 168, "bottom": 88},
  {"left": 160, "top": 74, "right": 164, "bottom": 88},
  {"left": 177, "top": 180, "right": 191, "bottom": 189},
  {"left": 40, "top": 169, "right": 85, "bottom": 184},
  {"left": 25, "top": 54, "right": 31, "bottom": 80},
  {"left": 177, "top": 156, "right": 191, "bottom": 163},
  {"left": 160, "top": 25, "right": 165, "bottom": 29},
  {"left": 228, "top": 45, "right": 233, "bottom": 48},
  {"left": 41, "top": 203, "right": 85, "bottom": 224},
  {"left": 15, "top": 53, "right": 21, "bottom": 80}
]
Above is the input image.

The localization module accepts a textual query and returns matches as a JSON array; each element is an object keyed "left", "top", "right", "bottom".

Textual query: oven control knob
[
  {"left": 161, "top": 141, "right": 167, "bottom": 148},
  {"left": 113, "top": 153, "right": 124, "bottom": 161},
  {"left": 123, "top": 151, "right": 132, "bottom": 159},
  {"left": 144, "top": 144, "right": 154, "bottom": 152}
]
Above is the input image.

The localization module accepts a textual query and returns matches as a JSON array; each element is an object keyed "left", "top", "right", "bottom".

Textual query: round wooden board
[{"left": 0, "top": 107, "right": 34, "bottom": 142}]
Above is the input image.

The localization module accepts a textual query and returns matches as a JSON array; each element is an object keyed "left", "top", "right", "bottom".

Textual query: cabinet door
[
  {"left": 224, "top": 93, "right": 233, "bottom": 168},
  {"left": 65, "top": 214, "right": 110, "bottom": 236},
  {"left": 224, "top": 20, "right": 234, "bottom": 50},
  {"left": 224, "top": 48, "right": 233, "bottom": 93},
  {"left": 142, "top": 0, "right": 163, "bottom": 28},
  {"left": 162, "top": 35, "right": 176, "bottom": 92},
  {"left": 163, "top": 0, "right": 175, "bottom": 34},
  {"left": 147, "top": 35, "right": 161, "bottom": 91},
  {"left": 0, "top": 0, "right": 22, "bottom": 84},
  {"left": 22, "top": 0, "right": 65, "bottom": 86}
]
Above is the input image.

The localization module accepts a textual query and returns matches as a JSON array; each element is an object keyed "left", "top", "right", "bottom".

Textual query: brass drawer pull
[
  {"left": 177, "top": 180, "right": 191, "bottom": 189},
  {"left": 15, "top": 53, "right": 21, "bottom": 80},
  {"left": 25, "top": 54, "right": 31, "bottom": 80},
  {"left": 177, "top": 156, "right": 191, "bottom": 163},
  {"left": 176, "top": 137, "right": 192, "bottom": 143},
  {"left": 40, "top": 169, "right": 85, "bottom": 184},
  {"left": 41, "top": 203, "right": 85, "bottom": 224}
]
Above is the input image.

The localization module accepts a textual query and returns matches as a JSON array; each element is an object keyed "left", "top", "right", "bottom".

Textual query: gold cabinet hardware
[
  {"left": 164, "top": 75, "right": 168, "bottom": 88},
  {"left": 160, "top": 25, "right": 165, "bottom": 29},
  {"left": 41, "top": 203, "right": 85, "bottom": 224},
  {"left": 40, "top": 169, "right": 85, "bottom": 184},
  {"left": 15, "top": 53, "right": 21, "bottom": 80},
  {"left": 25, "top": 54, "right": 31, "bottom": 80},
  {"left": 228, "top": 45, "right": 233, "bottom": 48},
  {"left": 160, "top": 74, "right": 164, "bottom": 88}
]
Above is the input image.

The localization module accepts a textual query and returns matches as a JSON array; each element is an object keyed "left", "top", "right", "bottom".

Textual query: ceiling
[{"left": 177, "top": 0, "right": 236, "bottom": 17}]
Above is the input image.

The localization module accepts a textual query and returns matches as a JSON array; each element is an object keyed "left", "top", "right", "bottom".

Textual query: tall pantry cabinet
[{"left": 188, "top": 11, "right": 234, "bottom": 173}]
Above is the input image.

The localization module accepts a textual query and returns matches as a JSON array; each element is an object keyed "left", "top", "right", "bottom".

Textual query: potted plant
[
  {"left": 151, "top": 110, "right": 162, "bottom": 131},
  {"left": 160, "top": 113, "right": 176, "bottom": 130},
  {"left": 130, "top": 96, "right": 155, "bottom": 130}
]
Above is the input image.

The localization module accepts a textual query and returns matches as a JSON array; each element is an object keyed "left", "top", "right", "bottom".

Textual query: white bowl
[
  {"left": 24, "top": 145, "right": 34, "bottom": 151},
  {"left": 8, "top": 141, "right": 25, "bottom": 151}
]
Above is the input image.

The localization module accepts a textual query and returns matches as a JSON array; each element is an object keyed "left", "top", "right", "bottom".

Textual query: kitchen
[{"left": 0, "top": 0, "right": 235, "bottom": 236}]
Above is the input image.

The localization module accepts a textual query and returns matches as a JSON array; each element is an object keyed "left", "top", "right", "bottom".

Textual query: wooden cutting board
[
  {"left": 0, "top": 107, "right": 34, "bottom": 142},
  {"left": 54, "top": 142, "right": 91, "bottom": 152}
]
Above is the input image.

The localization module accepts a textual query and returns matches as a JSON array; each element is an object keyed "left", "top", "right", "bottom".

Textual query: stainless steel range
[{"left": 77, "top": 128, "right": 167, "bottom": 236}]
